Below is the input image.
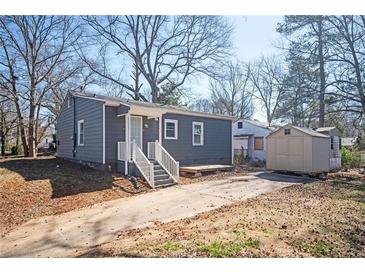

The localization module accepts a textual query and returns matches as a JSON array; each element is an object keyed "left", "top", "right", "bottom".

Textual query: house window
[
  {"left": 67, "top": 97, "right": 70, "bottom": 108},
  {"left": 192, "top": 122, "right": 204, "bottom": 146},
  {"left": 237, "top": 122, "right": 243, "bottom": 129},
  {"left": 331, "top": 137, "right": 334, "bottom": 150},
  {"left": 254, "top": 137, "right": 264, "bottom": 151},
  {"left": 164, "top": 119, "right": 178, "bottom": 140},
  {"left": 78, "top": 120, "right": 84, "bottom": 146},
  {"left": 284, "top": 128, "right": 291, "bottom": 135}
]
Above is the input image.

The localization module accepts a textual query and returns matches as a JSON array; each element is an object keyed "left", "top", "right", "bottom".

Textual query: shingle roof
[
  {"left": 315, "top": 127, "right": 336, "bottom": 132},
  {"left": 242, "top": 119, "right": 279, "bottom": 131},
  {"left": 292, "top": 126, "right": 329, "bottom": 138},
  {"left": 72, "top": 91, "right": 236, "bottom": 120}
]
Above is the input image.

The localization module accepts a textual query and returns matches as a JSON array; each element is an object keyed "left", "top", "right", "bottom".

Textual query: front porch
[{"left": 180, "top": 164, "right": 234, "bottom": 177}]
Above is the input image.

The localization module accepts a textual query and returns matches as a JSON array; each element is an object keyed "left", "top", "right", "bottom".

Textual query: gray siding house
[{"left": 57, "top": 92, "right": 234, "bottom": 187}]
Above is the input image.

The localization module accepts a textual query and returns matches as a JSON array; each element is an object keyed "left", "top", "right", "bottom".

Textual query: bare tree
[
  {"left": 326, "top": 16, "right": 365, "bottom": 117},
  {"left": 209, "top": 61, "right": 253, "bottom": 118},
  {"left": 248, "top": 55, "right": 287, "bottom": 125},
  {"left": 81, "top": 16, "right": 233, "bottom": 103},
  {"left": 277, "top": 16, "right": 329, "bottom": 127},
  {"left": 189, "top": 98, "right": 213, "bottom": 113},
  {"left": 0, "top": 96, "right": 17, "bottom": 157},
  {"left": 0, "top": 16, "right": 82, "bottom": 157}
]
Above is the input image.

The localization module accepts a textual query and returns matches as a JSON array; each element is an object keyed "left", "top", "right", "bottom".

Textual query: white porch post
[
  {"left": 159, "top": 114, "right": 162, "bottom": 144},
  {"left": 125, "top": 113, "right": 130, "bottom": 174}
]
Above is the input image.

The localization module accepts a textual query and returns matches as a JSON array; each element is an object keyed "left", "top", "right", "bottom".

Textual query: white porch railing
[
  {"left": 132, "top": 140, "right": 154, "bottom": 188},
  {"left": 148, "top": 140, "right": 179, "bottom": 183},
  {"left": 117, "top": 141, "right": 127, "bottom": 161}
]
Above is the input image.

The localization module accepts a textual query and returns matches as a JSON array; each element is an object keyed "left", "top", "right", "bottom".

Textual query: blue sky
[{"left": 189, "top": 16, "right": 283, "bottom": 120}]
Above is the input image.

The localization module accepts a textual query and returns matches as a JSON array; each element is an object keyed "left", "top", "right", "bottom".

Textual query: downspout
[{"left": 73, "top": 95, "right": 77, "bottom": 158}]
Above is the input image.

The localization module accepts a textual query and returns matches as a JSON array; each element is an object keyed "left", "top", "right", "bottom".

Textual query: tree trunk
[
  {"left": 14, "top": 99, "right": 28, "bottom": 156},
  {"left": 0, "top": 107, "right": 5, "bottom": 157},
  {"left": 28, "top": 103, "right": 37, "bottom": 158},
  {"left": 318, "top": 17, "right": 326, "bottom": 127},
  {"left": 151, "top": 84, "right": 160, "bottom": 103}
]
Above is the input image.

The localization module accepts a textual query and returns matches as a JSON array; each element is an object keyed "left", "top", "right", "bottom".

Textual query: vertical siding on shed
[
  {"left": 311, "top": 137, "right": 330, "bottom": 172},
  {"left": 161, "top": 113, "right": 232, "bottom": 166}
]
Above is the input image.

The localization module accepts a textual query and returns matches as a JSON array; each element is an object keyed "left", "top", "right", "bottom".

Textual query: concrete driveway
[{"left": 0, "top": 171, "right": 315, "bottom": 258}]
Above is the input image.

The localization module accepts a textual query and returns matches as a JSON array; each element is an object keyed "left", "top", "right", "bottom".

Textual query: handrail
[
  {"left": 148, "top": 140, "right": 179, "bottom": 183},
  {"left": 132, "top": 140, "right": 154, "bottom": 188}
]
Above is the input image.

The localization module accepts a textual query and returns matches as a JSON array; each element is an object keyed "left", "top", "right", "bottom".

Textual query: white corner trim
[
  {"left": 192, "top": 121, "right": 204, "bottom": 146},
  {"left": 164, "top": 119, "right": 178, "bottom": 140},
  {"left": 231, "top": 122, "right": 234, "bottom": 165},
  {"left": 102, "top": 104, "right": 105, "bottom": 164},
  {"left": 159, "top": 114, "right": 162, "bottom": 143}
]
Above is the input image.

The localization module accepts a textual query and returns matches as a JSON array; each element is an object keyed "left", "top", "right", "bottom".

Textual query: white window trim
[
  {"left": 164, "top": 119, "right": 178, "bottom": 140},
  {"left": 77, "top": 120, "right": 84, "bottom": 146},
  {"left": 67, "top": 96, "right": 70, "bottom": 108},
  {"left": 192, "top": 121, "right": 204, "bottom": 146}
]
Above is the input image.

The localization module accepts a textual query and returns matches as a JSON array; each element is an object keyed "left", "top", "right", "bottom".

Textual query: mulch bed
[{"left": 0, "top": 156, "right": 150, "bottom": 236}]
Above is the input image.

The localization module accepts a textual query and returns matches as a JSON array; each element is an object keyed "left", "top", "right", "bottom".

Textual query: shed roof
[{"left": 268, "top": 125, "right": 330, "bottom": 139}]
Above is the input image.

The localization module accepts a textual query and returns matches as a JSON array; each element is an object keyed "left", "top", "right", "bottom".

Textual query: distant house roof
[
  {"left": 241, "top": 119, "right": 278, "bottom": 131},
  {"left": 71, "top": 91, "right": 236, "bottom": 121},
  {"left": 292, "top": 126, "right": 330, "bottom": 138},
  {"left": 315, "top": 127, "right": 342, "bottom": 137}
]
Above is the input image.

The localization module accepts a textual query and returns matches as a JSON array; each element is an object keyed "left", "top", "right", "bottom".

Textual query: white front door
[{"left": 130, "top": 116, "right": 143, "bottom": 149}]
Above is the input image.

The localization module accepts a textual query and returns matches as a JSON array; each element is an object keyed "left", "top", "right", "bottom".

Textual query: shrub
[{"left": 341, "top": 148, "right": 362, "bottom": 169}]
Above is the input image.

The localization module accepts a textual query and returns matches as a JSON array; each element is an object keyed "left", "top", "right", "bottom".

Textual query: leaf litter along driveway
[{"left": 0, "top": 171, "right": 310, "bottom": 258}]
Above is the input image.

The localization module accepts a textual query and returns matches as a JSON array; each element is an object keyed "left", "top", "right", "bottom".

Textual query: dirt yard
[
  {"left": 0, "top": 156, "right": 150, "bottom": 236},
  {"left": 78, "top": 174, "right": 365, "bottom": 258}
]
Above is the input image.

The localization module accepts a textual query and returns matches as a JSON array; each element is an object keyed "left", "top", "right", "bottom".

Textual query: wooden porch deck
[{"left": 180, "top": 164, "right": 234, "bottom": 177}]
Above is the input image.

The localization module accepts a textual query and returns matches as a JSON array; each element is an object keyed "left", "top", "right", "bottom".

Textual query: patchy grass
[
  {"left": 78, "top": 177, "right": 365, "bottom": 258},
  {"left": 0, "top": 156, "right": 150, "bottom": 236},
  {"left": 291, "top": 239, "right": 335, "bottom": 257},
  {"left": 196, "top": 238, "right": 260, "bottom": 257},
  {"left": 157, "top": 241, "right": 182, "bottom": 252}
]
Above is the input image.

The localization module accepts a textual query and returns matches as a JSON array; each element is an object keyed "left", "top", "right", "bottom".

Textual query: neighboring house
[
  {"left": 266, "top": 125, "right": 341, "bottom": 173},
  {"left": 232, "top": 119, "right": 277, "bottom": 162},
  {"left": 56, "top": 92, "right": 234, "bottom": 188},
  {"left": 342, "top": 137, "right": 356, "bottom": 150},
  {"left": 37, "top": 128, "right": 55, "bottom": 150}
]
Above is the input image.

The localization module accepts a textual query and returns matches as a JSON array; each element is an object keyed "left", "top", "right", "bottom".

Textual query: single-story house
[
  {"left": 232, "top": 119, "right": 277, "bottom": 162},
  {"left": 56, "top": 92, "right": 234, "bottom": 188},
  {"left": 266, "top": 125, "right": 341, "bottom": 173}
]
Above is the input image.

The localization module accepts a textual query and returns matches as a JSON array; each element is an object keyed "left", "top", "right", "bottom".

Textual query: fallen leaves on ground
[
  {"left": 78, "top": 175, "right": 365, "bottom": 258},
  {"left": 0, "top": 156, "right": 150, "bottom": 236}
]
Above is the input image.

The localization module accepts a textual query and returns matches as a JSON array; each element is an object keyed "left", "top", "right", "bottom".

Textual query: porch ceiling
[{"left": 117, "top": 105, "right": 167, "bottom": 118}]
